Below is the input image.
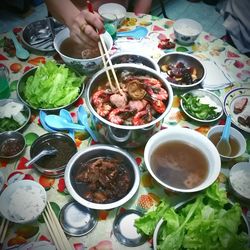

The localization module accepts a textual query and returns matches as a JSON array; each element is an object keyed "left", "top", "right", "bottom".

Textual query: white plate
[
  {"left": 0, "top": 170, "right": 4, "bottom": 193},
  {"left": 223, "top": 87, "right": 250, "bottom": 133},
  {"left": 181, "top": 89, "right": 223, "bottom": 123}
]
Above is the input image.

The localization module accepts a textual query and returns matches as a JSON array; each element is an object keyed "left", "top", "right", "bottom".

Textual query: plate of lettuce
[
  {"left": 17, "top": 60, "right": 86, "bottom": 111},
  {"left": 135, "top": 182, "right": 250, "bottom": 250}
]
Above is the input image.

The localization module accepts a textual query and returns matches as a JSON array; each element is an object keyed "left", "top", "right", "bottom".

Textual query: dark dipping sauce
[
  {"left": 209, "top": 132, "right": 240, "bottom": 157},
  {"left": 0, "top": 138, "right": 23, "bottom": 157},
  {"left": 33, "top": 138, "right": 76, "bottom": 169},
  {"left": 150, "top": 141, "right": 208, "bottom": 189},
  {"left": 74, "top": 157, "right": 131, "bottom": 204}
]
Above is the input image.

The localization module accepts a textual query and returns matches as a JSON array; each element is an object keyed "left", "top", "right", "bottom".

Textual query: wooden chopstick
[
  {"left": 0, "top": 218, "right": 9, "bottom": 244},
  {"left": 86, "top": 0, "right": 122, "bottom": 93},
  {"left": 99, "top": 35, "right": 122, "bottom": 93},
  {"left": 43, "top": 203, "right": 73, "bottom": 250},
  {"left": 98, "top": 41, "right": 116, "bottom": 91}
]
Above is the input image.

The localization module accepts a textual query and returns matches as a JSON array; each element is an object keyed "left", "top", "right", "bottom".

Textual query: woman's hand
[{"left": 69, "top": 9, "right": 104, "bottom": 48}]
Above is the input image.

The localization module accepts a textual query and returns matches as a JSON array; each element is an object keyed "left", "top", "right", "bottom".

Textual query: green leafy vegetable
[
  {"left": 182, "top": 93, "right": 220, "bottom": 120},
  {"left": 0, "top": 118, "right": 20, "bottom": 132},
  {"left": 24, "top": 60, "right": 85, "bottom": 108},
  {"left": 135, "top": 182, "right": 250, "bottom": 250}
]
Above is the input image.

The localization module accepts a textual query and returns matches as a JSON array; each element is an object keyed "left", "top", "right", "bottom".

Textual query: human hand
[{"left": 69, "top": 9, "right": 104, "bottom": 49}]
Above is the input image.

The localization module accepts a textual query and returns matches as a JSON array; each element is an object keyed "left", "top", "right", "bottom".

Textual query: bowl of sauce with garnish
[{"left": 0, "top": 131, "right": 26, "bottom": 160}]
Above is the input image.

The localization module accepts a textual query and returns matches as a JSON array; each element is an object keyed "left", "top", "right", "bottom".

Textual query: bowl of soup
[
  {"left": 53, "top": 28, "right": 113, "bottom": 75},
  {"left": 144, "top": 127, "right": 221, "bottom": 193},
  {"left": 207, "top": 125, "right": 246, "bottom": 161}
]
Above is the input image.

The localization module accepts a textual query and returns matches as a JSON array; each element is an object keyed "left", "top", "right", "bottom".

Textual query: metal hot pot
[{"left": 84, "top": 64, "right": 173, "bottom": 148}]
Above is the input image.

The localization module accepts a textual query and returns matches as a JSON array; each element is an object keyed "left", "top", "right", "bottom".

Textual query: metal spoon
[
  {"left": 216, "top": 115, "right": 232, "bottom": 156},
  {"left": 45, "top": 115, "right": 86, "bottom": 131},
  {"left": 26, "top": 145, "right": 58, "bottom": 167},
  {"left": 60, "top": 109, "right": 75, "bottom": 140},
  {"left": 78, "top": 105, "right": 98, "bottom": 141},
  {"left": 9, "top": 31, "right": 30, "bottom": 60}
]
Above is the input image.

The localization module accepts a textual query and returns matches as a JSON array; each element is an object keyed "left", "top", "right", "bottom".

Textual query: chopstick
[
  {"left": 0, "top": 218, "right": 9, "bottom": 244},
  {"left": 43, "top": 202, "right": 72, "bottom": 250},
  {"left": 86, "top": 0, "right": 122, "bottom": 93}
]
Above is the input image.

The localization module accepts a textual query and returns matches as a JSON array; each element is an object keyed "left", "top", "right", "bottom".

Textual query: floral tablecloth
[{"left": 0, "top": 12, "right": 250, "bottom": 250}]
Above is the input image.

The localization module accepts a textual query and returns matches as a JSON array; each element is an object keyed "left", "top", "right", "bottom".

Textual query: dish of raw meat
[{"left": 224, "top": 87, "right": 250, "bottom": 133}]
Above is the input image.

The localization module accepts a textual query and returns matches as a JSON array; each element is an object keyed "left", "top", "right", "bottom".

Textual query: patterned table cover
[{"left": 0, "top": 12, "right": 250, "bottom": 250}]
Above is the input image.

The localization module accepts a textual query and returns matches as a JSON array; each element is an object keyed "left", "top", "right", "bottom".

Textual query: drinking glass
[{"left": 0, "top": 65, "right": 10, "bottom": 99}]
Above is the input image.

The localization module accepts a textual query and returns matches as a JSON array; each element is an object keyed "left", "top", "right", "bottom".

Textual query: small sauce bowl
[{"left": 0, "top": 131, "right": 26, "bottom": 160}]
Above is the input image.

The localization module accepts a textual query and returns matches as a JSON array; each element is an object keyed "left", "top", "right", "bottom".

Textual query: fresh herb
[
  {"left": 135, "top": 182, "right": 250, "bottom": 250},
  {"left": 24, "top": 60, "right": 85, "bottom": 109},
  {"left": 0, "top": 117, "right": 20, "bottom": 132},
  {"left": 182, "top": 93, "right": 220, "bottom": 120}
]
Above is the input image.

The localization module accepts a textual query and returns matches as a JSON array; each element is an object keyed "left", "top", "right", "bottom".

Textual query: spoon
[
  {"left": 78, "top": 105, "right": 98, "bottom": 141},
  {"left": 9, "top": 31, "right": 30, "bottom": 60},
  {"left": 216, "top": 115, "right": 232, "bottom": 156},
  {"left": 60, "top": 109, "right": 75, "bottom": 140},
  {"left": 25, "top": 145, "right": 58, "bottom": 167},
  {"left": 45, "top": 115, "right": 86, "bottom": 131},
  {"left": 39, "top": 111, "right": 57, "bottom": 132},
  {"left": 117, "top": 26, "right": 148, "bottom": 39}
]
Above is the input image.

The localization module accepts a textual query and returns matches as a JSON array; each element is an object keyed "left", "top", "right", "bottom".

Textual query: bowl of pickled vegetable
[
  {"left": 0, "top": 98, "right": 31, "bottom": 133},
  {"left": 180, "top": 89, "right": 223, "bottom": 123}
]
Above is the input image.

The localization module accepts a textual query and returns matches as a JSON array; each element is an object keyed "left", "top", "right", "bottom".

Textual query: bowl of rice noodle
[{"left": 53, "top": 28, "right": 113, "bottom": 75}]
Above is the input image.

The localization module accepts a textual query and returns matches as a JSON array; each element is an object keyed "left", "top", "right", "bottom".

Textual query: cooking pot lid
[
  {"left": 113, "top": 209, "right": 147, "bottom": 247},
  {"left": 59, "top": 200, "right": 97, "bottom": 236}
]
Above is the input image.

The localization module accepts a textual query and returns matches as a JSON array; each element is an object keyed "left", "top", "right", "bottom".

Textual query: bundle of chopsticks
[
  {"left": 43, "top": 202, "right": 73, "bottom": 250},
  {"left": 86, "top": 0, "right": 122, "bottom": 94},
  {"left": 0, "top": 217, "right": 9, "bottom": 246}
]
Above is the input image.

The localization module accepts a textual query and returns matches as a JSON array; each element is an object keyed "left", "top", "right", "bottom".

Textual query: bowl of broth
[
  {"left": 144, "top": 127, "right": 221, "bottom": 193},
  {"left": 207, "top": 125, "right": 246, "bottom": 161},
  {"left": 54, "top": 28, "right": 113, "bottom": 75}
]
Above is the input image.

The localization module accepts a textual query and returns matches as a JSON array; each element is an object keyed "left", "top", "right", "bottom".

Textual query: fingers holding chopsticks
[{"left": 70, "top": 9, "right": 104, "bottom": 49}]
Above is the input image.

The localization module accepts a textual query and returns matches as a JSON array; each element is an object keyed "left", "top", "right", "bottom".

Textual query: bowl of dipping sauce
[
  {"left": 144, "top": 127, "right": 221, "bottom": 193},
  {"left": 30, "top": 132, "right": 77, "bottom": 177},
  {"left": 207, "top": 125, "right": 246, "bottom": 161},
  {"left": 0, "top": 131, "right": 26, "bottom": 160}
]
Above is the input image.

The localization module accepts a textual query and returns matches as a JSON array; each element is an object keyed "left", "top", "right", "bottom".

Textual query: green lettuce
[
  {"left": 135, "top": 182, "right": 250, "bottom": 250},
  {"left": 24, "top": 60, "right": 85, "bottom": 108}
]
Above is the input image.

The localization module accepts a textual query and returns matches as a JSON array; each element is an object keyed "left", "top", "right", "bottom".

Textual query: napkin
[{"left": 202, "top": 60, "right": 234, "bottom": 90}]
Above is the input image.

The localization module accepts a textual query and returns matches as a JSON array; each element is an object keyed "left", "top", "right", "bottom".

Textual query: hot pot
[{"left": 84, "top": 64, "right": 173, "bottom": 148}]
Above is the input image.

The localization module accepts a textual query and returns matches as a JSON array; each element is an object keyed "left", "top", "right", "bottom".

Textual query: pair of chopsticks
[
  {"left": 0, "top": 218, "right": 9, "bottom": 245},
  {"left": 86, "top": 0, "right": 122, "bottom": 94},
  {"left": 43, "top": 202, "right": 72, "bottom": 250}
]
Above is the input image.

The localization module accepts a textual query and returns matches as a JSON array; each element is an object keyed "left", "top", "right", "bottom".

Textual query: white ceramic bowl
[
  {"left": 53, "top": 28, "right": 113, "bottom": 75},
  {"left": 0, "top": 180, "right": 47, "bottom": 224},
  {"left": 207, "top": 125, "right": 246, "bottom": 161},
  {"left": 144, "top": 127, "right": 221, "bottom": 193},
  {"left": 98, "top": 3, "right": 126, "bottom": 27},
  {"left": 173, "top": 18, "right": 202, "bottom": 45}
]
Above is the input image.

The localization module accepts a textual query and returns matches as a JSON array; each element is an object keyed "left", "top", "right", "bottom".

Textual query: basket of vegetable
[
  {"left": 17, "top": 60, "right": 86, "bottom": 111},
  {"left": 0, "top": 98, "right": 31, "bottom": 133},
  {"left": 180, "top": 89, "right": 223, "bottom": 123}
]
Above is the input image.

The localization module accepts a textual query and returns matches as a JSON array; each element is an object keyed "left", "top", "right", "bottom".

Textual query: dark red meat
[{"left": 234, "top": 97, "right": 248, "bottom": 114}]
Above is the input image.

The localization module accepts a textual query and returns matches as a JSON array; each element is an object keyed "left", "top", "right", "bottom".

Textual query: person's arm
[
  {"left": 45, "top": 0, "right": 104, "bottom": 48},
  {"left": 133, "top": 0, "right": 152, "bottom": 14}
]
